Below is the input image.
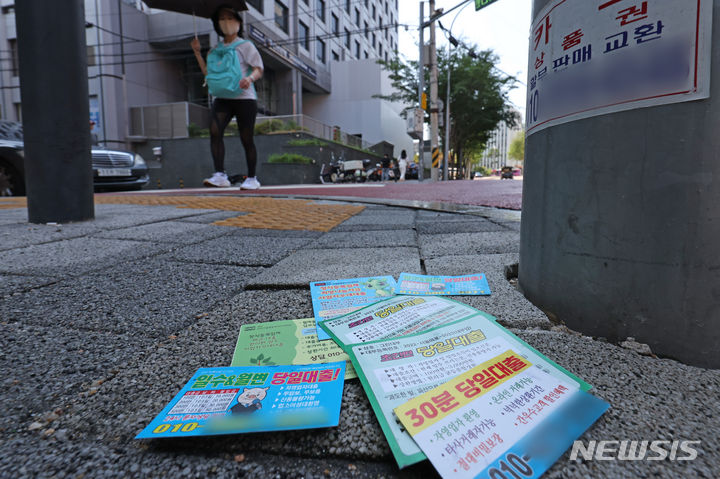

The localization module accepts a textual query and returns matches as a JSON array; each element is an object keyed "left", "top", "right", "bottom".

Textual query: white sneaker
[
  {"left": 203, "top": 172, "right": 231, "bottom": 187},
  {"left": 240, "top": 177, "right": 261, "bottom": 190}
]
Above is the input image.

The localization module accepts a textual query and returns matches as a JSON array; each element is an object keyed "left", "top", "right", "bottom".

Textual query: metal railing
[{"left": 255, "top": 114, "right": 371, "bottom": 150}]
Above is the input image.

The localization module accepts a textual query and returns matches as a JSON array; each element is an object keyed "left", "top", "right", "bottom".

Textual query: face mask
[{"left": 219, "top": 19, "right": 239, "bottom": 36}]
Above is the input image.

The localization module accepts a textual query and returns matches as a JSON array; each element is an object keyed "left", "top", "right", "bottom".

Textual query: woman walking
[
  {"left": 398, "top": 149, "right": 408, "bottom": 181},
  {"left": 191, "top": 5, "right": 263, "bottom": 189}
]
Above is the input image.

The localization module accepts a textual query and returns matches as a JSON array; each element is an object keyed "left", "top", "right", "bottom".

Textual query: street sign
[
  {"left": 475, "top": 0, "right": 500, "bottom": 11},
  {"left": 421, "top": 92, "right": 427, "bottom": 110},
  {"left": 431, "top": 147, "right": 443, "bottom": 168}
]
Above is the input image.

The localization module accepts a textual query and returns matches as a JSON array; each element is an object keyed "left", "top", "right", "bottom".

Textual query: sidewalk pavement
[{"left": 0, "top": 194, "right": 717, "bottom": 478}]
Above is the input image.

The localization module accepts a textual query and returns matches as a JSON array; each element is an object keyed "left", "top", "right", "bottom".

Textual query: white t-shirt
[{"left": 214, "top": 39, "right": 263, "bottom": 100}]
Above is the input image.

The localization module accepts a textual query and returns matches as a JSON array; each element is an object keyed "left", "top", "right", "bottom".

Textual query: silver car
[{"left": 0, "top": 121, "right": 148, "bottom": 196}]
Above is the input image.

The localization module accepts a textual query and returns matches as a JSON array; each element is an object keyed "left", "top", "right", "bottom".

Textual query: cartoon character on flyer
[
  {"left": 363, "top": 278, "right": 393, "bottom": 297},
  {"left": 230, "top": 387, "right": 269, "bottom": 414}
]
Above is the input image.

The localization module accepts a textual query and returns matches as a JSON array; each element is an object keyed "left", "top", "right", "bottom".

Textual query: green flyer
[{"left": 231, "top": 318, "right": 357, "bottom": 380}]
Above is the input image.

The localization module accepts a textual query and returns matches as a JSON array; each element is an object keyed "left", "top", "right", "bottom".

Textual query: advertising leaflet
[
  {"left": 394, "top": 351, "right": 609, "bottom": 478},
  {"left": 135, "top": 363, "right": 345, "bottom": 439},
  {"left": 526, "top": 0, "right": 713, "bottom": 135},
  {"left": 397, "top": 273, "right": 491, "bottom": 296},
  {"left": 231, "top": 318, "right": 357, "bottom": 379},
  {"left": 319, "top": 295, "right": 479, "bottom": 348},
  {"left": 341, "top": 316, "right": 591, "bottom": 468},
  {"left": 310, "top": 276, "right": 397, "bottom": 340}
]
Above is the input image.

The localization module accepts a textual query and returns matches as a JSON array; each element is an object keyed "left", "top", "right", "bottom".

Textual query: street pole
[
  {"left": 417, "top": 1, "right": 425, "bottom": 182},
  {"left": 429, "top": 0, "right": 440, "bottom": 181},
  {"left": 444, "top": 51, "right": 451, "bottom": 181},
  {"left": 15, "top": 0, "right": 94, "bottom": 223},
  {"left": 443, "top": 2, "right": 473, "bottom": 181}
]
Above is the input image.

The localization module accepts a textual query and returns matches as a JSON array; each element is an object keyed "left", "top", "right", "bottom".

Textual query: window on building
[
  {"left": 355, "top": 8, "right": 360, "bottom": 25},
  {"left": 364, "top": 21, "right": 369, "bottom": 38},
  {"left": 364, "top": 0, "right": 368, "bottom": 7},
  {"left": 371, "top": 33, "right": 375, "bottom": 49},
  {"left": 372, "top": 5, "right": 376, "bottom": 20},
  {"left": 331, "top": 13, "right": 339, "bottom": 35},
  {"left": 355, "top": 40, "right": 360, "bottom": 58},
  {"left": 274, "top": 1, "right": 289, "bottom": 32},
  {"left": 317, "top": 0, "right": 325, "bottom": 22},
  {"left": 332, "top": 50, "right": 340, "bottom": 62},
  {"left": 346, "top": 0, "right": 351, "bottom": 13},
  {"left": 317, "top": 38, "right": 326, "bottom": 63},
  {"left": 384, "top": 50, "right": 388, "bottom": 62},
  {"left": 364, "top": 50, "right": 368, "bottom": 59},
  {"left": 247, "top": 0, "right": 263, "bottom": 14},
  {"left": 385, "top": 0, "right": 389, "bottom": 14},
  {"left": 9, "top": 39, "right": 19, "bottom": 77},
  {"left": 299, "top": 21, "right": 309, "bottom": 50},
  {"left": 345, "top": 28, "right": 351, "bottom": 49},
  {"left": 14, "top": 103, "right": 21, "bottom": 122}
]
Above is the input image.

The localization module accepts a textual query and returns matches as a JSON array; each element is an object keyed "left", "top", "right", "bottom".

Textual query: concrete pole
[
  {"left": 521, "top": 0, "right": 720, "bottom": 368},
  {"left": 16, "top": 0, "right": 94, "bottom": 223},
  {"left": 429, "top": 0, "right": 440, "bottom": 181},
  {"left": 417, "top": 1, "right": 425, "bottom": 182}
]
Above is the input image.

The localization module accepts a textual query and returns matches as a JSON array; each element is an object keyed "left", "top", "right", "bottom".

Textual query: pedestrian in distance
[
  {"left": 398, "top": 149, "right": 408, "bottom": 181},
  {"left": 381, "top": 153, "right": 391, "bottom": 182},
  {"left": 191, "top": 5, "right": 263, "bottom": 190}
]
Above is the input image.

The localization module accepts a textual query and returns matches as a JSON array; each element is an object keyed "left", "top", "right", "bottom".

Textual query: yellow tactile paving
[
  {"left": 95, "top": 195, "right": 364, "bottom": 232},
  {"left": 0, "top": 195, "right": 364, "bottom": 231},
  {"left": 0, "top": 197, "right": 27, "bottom": 209}
]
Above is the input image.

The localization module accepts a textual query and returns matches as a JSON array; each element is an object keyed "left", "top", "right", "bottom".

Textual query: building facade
[
  {"left": 0, "top": 0, "right": 412, "bottom": 155},
  {"left": 478, "top": 111, "right": 523, "bottom": 170}
]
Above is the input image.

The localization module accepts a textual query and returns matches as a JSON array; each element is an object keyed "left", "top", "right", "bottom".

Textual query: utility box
[{"left": 406, "top": 108, "right": 424, "bottom": 140}]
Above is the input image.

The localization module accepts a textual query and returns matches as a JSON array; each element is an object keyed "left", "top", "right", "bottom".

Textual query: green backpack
[{"left": 206, "top": 39, "right": 251, "bottom": 98}]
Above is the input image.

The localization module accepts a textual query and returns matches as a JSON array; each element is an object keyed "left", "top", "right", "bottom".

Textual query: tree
[
  {"left": 376, "top": 45, "right": 519, "bottom": 178},
  {"left": 508, "top": 130, "right": 525, "bottom": 163}
]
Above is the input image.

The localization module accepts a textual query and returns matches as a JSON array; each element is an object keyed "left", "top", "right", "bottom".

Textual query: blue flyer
[
  {"left": 397, "top": 273, "right": 491, "bottom": 296},
  {"left": 135, "top": 362, "right": 345, "bottom": 439},
  {"left": 311, "top": 276, "right": 397, "bottom": 340}
]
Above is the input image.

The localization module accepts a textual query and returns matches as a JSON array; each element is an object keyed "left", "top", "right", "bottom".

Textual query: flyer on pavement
[
  {"left": 342, "top": 315, "right": 591, "bottom": 468},
  {"left": 319, "top": 295, "right": 480, "bottom": 349},
  {"left": 397, "top": 273, "right": 491, "bottom": 296},
  {"left": 231, "top": 318, "right": 357, "bottom": 379},
  {"left": 310, "top": 276, "right": 397, "bottom": 340},
  {"left": 135, "top": 363, "right": 345, "bottom": 439},
  {"left": 394, "top": 350, "right": 609, "bottom": 478}
]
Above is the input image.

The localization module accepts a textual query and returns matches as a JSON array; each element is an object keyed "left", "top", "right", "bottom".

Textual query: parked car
[
  {"left": 473, "top": 171, "right": 483, "bottom": 180},
  {"left": 0, "top": 121, "right": 149, "bottom": 196}
]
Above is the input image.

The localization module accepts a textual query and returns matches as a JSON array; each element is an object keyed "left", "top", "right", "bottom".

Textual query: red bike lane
[{"left": 234, "top": 179, "right": 523, "bottom": 210}]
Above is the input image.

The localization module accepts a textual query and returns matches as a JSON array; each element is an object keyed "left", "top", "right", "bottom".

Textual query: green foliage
[
  {"left": 376, "top": 48, "right": 519, "bottom": 174},
  {"left": 477, "top": 166, "right": 493, "bottom": 177},
  {"left": 254, "top": 119, "right": 286, "bottom": 135},
  {"left": 508, "top": 131, "right": 525, "bottom": 163},
  {"left": 286, "top": 138, "right": 328, "bottom": 147},
  {"left": 267, "top": 153, "right": 315, "bottom": 165},
  {"left": 255, "top": 119, "right": 310, "bottom": 135},
  {"left": 187, "top": 123, "right": 204, "bottom": 138}
]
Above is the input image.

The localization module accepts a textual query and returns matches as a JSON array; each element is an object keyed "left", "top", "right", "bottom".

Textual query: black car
[{"left": 0, "top": 121, "right": 149, "bottom": 196}]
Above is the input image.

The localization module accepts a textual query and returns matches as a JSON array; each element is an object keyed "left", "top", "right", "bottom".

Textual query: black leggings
[{"left": 210, "top": 98, "right": 258, "bottom": 177}]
